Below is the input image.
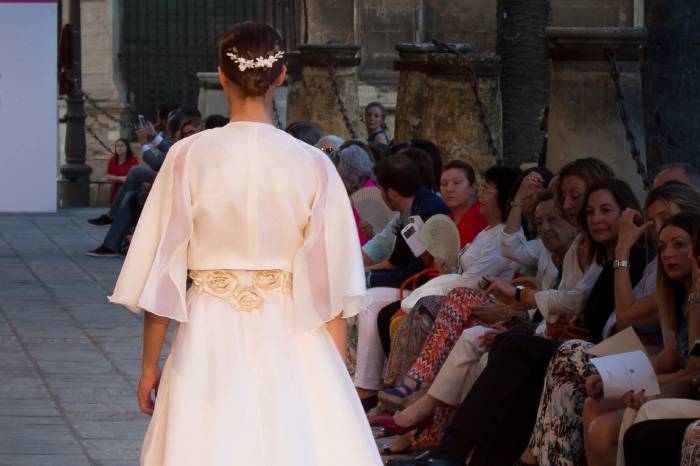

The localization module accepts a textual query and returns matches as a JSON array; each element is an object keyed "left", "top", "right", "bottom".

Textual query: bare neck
[{"left": 227, "top": 91, "right": 275, "bottom": 125}]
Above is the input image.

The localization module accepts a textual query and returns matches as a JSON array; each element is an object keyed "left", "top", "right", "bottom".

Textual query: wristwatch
[
  {"left": 613, "top": 259, "right": 630, "bottom": 269},
  {"left": 515, "top": 285, "right": 525, "bottom": 302}
]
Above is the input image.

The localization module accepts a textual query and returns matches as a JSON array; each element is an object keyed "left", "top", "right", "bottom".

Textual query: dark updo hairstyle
[
  {"left": 482, "top": 165, "right": 521, "bottom": 222},
  {"left": 218, "top": 21, "right": 286, "bottom": 97}
]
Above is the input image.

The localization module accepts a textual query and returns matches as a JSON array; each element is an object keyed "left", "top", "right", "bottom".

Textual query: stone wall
[
  {"left": 304, "top": 0, "right": 355, "bottom": 44},
  {"left": 423, "top": 0, "right": 498, "bottom": 52},
  {"left": 550, "top": 0, "right": 635, "bottom": 27},
  {"left": 356, "top": 0, "right": 419, "bottom": 75}
]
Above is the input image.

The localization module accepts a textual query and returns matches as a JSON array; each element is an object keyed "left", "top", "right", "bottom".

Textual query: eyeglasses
[{"left": 320, "top": 147, "right": 335, "bottom": 155}]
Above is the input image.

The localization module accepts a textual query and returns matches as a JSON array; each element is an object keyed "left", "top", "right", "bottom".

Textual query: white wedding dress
[{"left": 109, "top": 121, "right": 382, "bottom": 466}]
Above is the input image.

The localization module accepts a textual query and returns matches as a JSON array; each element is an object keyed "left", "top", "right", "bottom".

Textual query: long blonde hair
[{"left": 656, "top": 212, "right": 700, "bottom": 333}]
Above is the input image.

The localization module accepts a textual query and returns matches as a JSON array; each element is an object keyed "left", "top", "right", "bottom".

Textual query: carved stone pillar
[
  {"left": 285, "top": 44, "right": 362, "bottom": 139},
  {"left": 546, "top": 27, "right": 648, "bottom": 196},
  {"left": 394, "top": 43, "right": 503, "bottom": 171}
]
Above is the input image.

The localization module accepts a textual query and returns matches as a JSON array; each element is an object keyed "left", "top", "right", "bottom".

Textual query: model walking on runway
[{"left": 110, "top": 21, "right": 382, "bottom": 466}]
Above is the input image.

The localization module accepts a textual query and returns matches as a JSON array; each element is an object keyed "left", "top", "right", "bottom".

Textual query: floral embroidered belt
[{"left": 188, "top": 269, "right": 292, "bottom": 311}]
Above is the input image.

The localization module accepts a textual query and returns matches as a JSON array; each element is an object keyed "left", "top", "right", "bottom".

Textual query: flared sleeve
[
  {"left": 291, "top": 151, "right": 366, "bottom": 333},
  {"left": 108, "top": 134, "right": 201, "bottom": 321}
]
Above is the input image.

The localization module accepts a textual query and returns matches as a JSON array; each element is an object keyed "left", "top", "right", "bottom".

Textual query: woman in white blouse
[{"left": 109, "top": 22, "right": 382, "bottom": 466}]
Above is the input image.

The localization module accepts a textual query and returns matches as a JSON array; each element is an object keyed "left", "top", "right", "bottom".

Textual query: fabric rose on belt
[
  {"left": 236, "top": 287, "right": 265, "bottom": 310},
  {"left": 254, "top": 270, "right": 285, "bottom": 292},
  {"left": 203, "top": 270, "right": 239, "bottom": 298}
]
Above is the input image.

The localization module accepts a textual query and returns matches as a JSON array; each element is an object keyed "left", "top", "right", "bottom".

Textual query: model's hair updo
[{"left": 218, "top": 21, "right": 286, "bottom": 97}]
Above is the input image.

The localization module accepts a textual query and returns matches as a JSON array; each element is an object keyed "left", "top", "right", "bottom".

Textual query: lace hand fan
[
  {"left": 420, "top": 214, "right": 460, "bottom": 268},
  {"left": 350, "top": 186, "right": 395, "bottom": 234}
]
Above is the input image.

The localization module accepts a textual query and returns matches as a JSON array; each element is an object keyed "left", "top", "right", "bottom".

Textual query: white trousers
[
  {"left": 353, "top": 287, "right": 406, "bottom": 390},
  {"left": 427, "top": 325, "right": 491, "bottom": 405}
]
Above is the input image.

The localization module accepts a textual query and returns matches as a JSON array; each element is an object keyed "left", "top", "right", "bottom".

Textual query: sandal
[{"left": 378, "top": 378, "right": 425, "bottom": 410}]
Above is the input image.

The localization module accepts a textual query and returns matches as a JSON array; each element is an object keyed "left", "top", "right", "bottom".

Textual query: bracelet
[
  {"left": 687, "top": 291, "right": 700, "bottom": 306},
  {"left": 613, "top": 259, "right": 630, "bottom": 269}
]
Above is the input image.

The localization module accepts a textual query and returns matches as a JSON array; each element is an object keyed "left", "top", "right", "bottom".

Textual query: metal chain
[
  {"left": 327, "top": 65, "right": 357, "bottom": 139},
  {"left": 70, "top": 78, "right": 136, "bottom": 130},
  {"left": 432, "top": 39, "right": 503, "bottom": 165},
  {"left": 85, "top": 120, "right": 112, "bottom": 153},
  {"left": 605, "top": 50, "right": 649, "bottom": 189}
]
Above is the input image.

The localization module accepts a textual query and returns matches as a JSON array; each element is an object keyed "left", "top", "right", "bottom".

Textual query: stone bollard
[
  {"left": 545, "top": 27, "right": 649, "bottom": 197},
  {"left": 394, "top": 43, "right": 503, "bottom": 172},
  {"left": 285, "top": 44, "right": 362, "bottom": 139}
]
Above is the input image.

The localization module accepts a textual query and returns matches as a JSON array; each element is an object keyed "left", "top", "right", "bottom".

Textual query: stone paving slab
[
  {"left": 0, "top": 209, "right": 149, "bottom": 465},
  {"left": 0, "top": 209, "right": 408, "bottom": 465}
]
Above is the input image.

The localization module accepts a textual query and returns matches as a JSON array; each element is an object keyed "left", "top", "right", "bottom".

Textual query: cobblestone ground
[{"left": 0, "top": 208, "right": 410, "bottom": 465}]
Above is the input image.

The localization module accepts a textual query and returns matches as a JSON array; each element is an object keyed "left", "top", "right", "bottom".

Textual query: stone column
[
  {"left": 394, "top": 43, "right": 503, "bottom": 172},
  {"left": 285, "top": 44, "right": 362, "bottom": 139},
  {"left": 545, "top": 27, "right": 648, "bottom": 196}
]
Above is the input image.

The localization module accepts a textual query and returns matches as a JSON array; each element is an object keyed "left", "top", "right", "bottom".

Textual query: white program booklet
[{"left": 590, "top": 350, "right": 660, "bottom": 399}]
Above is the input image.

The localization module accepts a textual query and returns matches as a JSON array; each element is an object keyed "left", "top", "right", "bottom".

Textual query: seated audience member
[
  {"left": 285, "top": 121, "right": 322, "bottom": 146},
  {"left": 390, "top": 177, "right": 642, "bottom": 466},
  {"left": 438, "top": 160, "right": 488, "bottom": 248},
  {"left": 389, "top": 140, "right": 443, "bottom": 187},
  {"left": 87, "top": 106, "right": 194, "bottom": 226},
  {"left": 653, "top": 162, "right": 700, "bottom": 191},
  {"left": 365, "top": 102, "right": 391, "bottom": 144},
  {"left": 105, "top": 138, "right": 139, "bottom": 205},
  {"left": 381, "top": 159, "right": 612, "bottom": 398},
  {"left": 204, "top": 114, "right": 229, "bottom": 129},
  {"left": 582, "top": 212, "right": 700, "bottom": 466},
  {"left": 334, "top": 145, "right": 376, "bottom": 245},
  {"left": 398, "top": 147, "right": 440, "bottom": 193},
  {"left": 509, "top": 167, "right": 554, "bottom": 241},
  {"left": 379, "top": 189, "right": 578, "bottom": 454},
  {"left": 365, "top": 154, "right": 450, "bottom": 288},
  {"left": 355, "top": 165, "right": 518, "bottom": 410},
  {"left": 316, "top": 134, "right": 344, "bottom": 155},
  {"left": 515, "top": 182, "right": 700, "bottom": 466},
  {"left": 360, "top": 140, "right": 444, "bottom": 266},
  {"left": 86, "top": 109, "right": 203, "bottom": 257}
]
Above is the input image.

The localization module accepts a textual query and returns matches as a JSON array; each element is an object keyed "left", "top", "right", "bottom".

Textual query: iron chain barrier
[
  {"left": 70, "top": 79, "right": 137, "bottom": 131},
  {"left": 432, "top": 39, "right": 503, "bottom": 165},
  {"left": 605, "top": 50, "right": 650, "bottom": 190},
  {"left": 327, "top": 64, "right": 358, "bottom": 139},
  {"left": 85, "top": 120, "right": 113, "bottom": 153}
]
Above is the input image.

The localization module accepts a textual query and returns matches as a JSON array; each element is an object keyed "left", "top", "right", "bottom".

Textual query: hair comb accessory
[{"left": 226, "top": 46, "right": 285, "bottom": 72}]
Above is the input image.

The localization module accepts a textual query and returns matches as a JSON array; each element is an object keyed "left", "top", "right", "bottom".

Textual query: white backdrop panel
[{"left": 0, "top": 2, "right": 57, "bottom": 212}]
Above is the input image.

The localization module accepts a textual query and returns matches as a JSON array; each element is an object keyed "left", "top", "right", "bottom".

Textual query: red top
[
  {"left": 106, "top": 155, "right": 139, "bottom": 203},
  {"left": 451, "top": 201, "right": 488, "bottom": 247}
]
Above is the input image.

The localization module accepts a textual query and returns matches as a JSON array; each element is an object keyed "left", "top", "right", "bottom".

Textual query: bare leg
[
  {"left": 394, "top": 394, "right": 440, "bottom": 427},
  {"left": 584, "top": 397, "right": 626, "bottom": 466}
]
